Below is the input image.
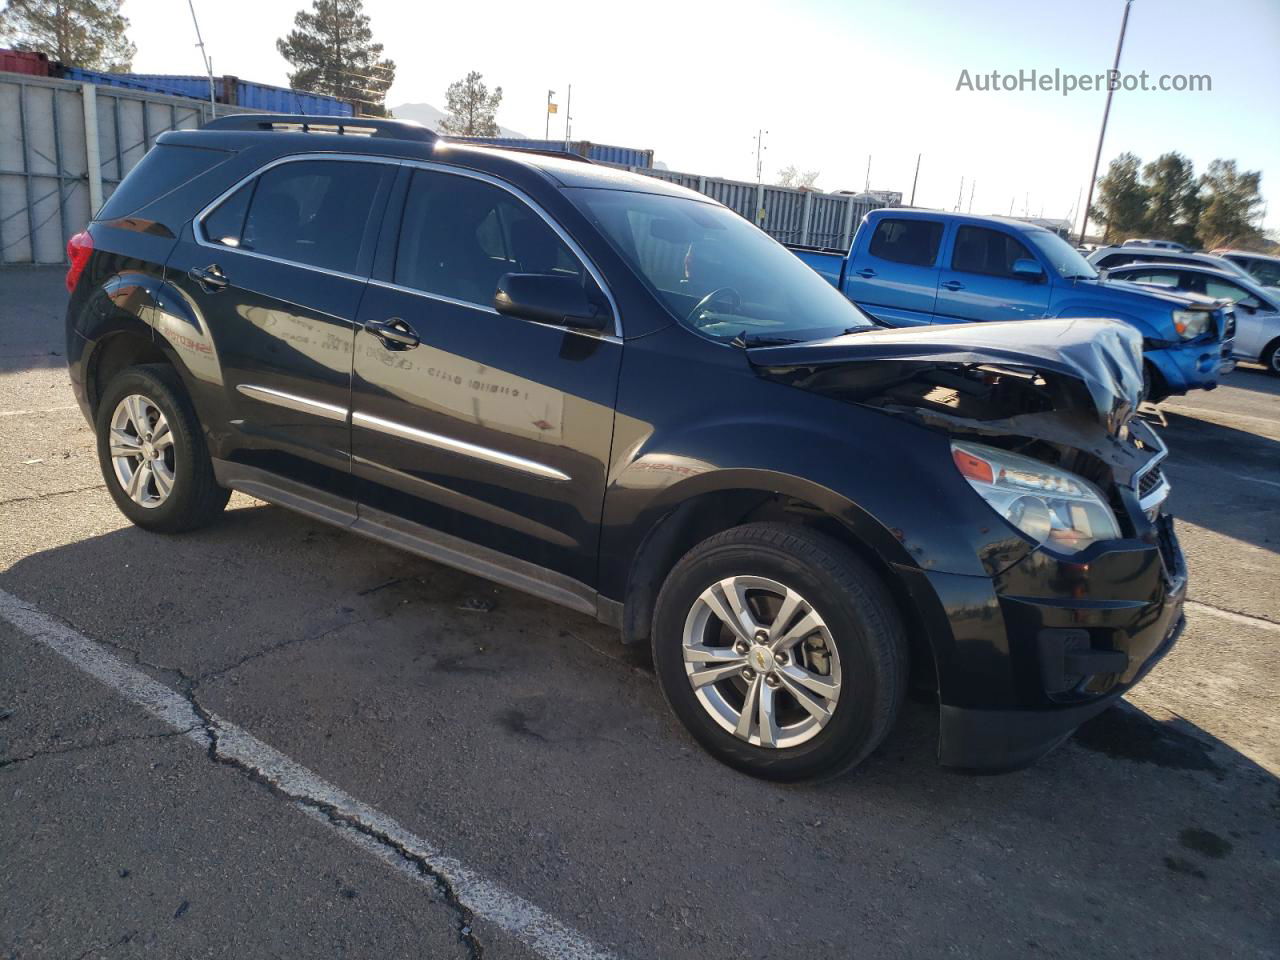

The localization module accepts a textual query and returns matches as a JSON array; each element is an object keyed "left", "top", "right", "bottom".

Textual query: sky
[{"left": 123, "top": 0, "right": 1280, "bottom": 236}]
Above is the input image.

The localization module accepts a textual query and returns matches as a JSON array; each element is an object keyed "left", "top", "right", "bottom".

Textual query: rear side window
[
  {"left": 951, "top": 227, "right": 1036, "bottom": 278},
  {"left": 97, "top": 144, "right": 230, "bottom": 221},
  {"left": 867, "top": 218, "right": 943, "bottom": 267},
  {"left": 395, "top": 170, "right": 585, "bottom": 305},
  {"left": 1097, "top": 253, "right": 1136, "bottom": 269},
  {"left": 202, "top": 160, "right": 388, "bottom": 273}
]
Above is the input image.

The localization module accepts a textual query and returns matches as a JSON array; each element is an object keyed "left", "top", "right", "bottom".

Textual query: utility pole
[
  {"left": 545, "top": 89, "right": 555, "bottom": 140},
  {"left": 1080, "top": 0, "right": 1135, "bottom": 245},
  {"left": 753, "top": 129, "right": 768, "bottom": 184},
  {"left": 968, "top": 180, "right": 976, "bottom": 213},
  {"left": 909, "top": 153, "right": 921, "bottom": 206},
  {"left": 955, "top": 176, "right": 964, "bottom": 211},
  {"left": 864, "top": 154, "right": 871, "bottom": 194},
  {"left": 186, "top": 0, "right": 216, "bottom": 118}
]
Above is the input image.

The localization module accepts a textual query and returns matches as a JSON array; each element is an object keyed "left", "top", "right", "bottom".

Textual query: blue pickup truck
[{"left": 790, "top": 210, "right": 1233, "bottom": 399}]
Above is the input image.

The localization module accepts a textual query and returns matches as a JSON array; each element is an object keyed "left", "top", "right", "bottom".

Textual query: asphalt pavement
[{"left": 2, "top": 265, "right": 1277, "bottom": 959}]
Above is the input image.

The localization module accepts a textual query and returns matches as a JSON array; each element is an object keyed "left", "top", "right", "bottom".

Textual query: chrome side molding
[
  {"left": 235, "top": 384, "right": 348, "bottom": 423},
  {"left": 351, "top": 411, "right": 570, "bottom": 482}
]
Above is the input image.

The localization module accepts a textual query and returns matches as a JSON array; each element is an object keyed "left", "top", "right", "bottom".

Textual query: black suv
[{"left": 65, "top": 115, "right": 1186, "bottom": 779}]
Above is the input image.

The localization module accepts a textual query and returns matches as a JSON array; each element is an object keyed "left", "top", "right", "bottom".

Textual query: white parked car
[
  {"left": 1104, "top": 262, "right": 1280, "bottom": 375},
  {"left": 1089, "top": 245, "right": 1256, "bottom": 280}
]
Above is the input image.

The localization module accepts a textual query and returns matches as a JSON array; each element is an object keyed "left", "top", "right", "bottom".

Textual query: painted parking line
[{"left": 0, "top": 587, "right": 617, "bottom": 960}]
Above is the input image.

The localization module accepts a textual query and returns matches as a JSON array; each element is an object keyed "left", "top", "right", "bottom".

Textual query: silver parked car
[
  {"left": 1212, "top": 249, "right": 1280, "bottom": 288},
  {"left": 1103, "top": 262, "right": 1280, "bottom": 375}
]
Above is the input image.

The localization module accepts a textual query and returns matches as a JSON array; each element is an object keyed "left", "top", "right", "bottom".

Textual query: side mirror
[
  {"left": 494, "top": 273, "right": 606, "bottom": 331},
  {"left": 1012, "top": 258, "right": 1045, "bottom": 282}
]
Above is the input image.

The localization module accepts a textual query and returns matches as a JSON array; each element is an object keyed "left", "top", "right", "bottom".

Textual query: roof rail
[
  {"left": 442, "top": 140, "right": 595, "bottom": 164},
  {"left": 202, "top": 114, "right": 438, "bottom": 143}
]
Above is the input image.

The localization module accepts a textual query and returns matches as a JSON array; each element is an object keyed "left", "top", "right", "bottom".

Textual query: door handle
[
  {"left": 189, "top": 264, "right": 228, "bottom": 293},
  {"left": 365, "top": 317, "right": 420, "bottom": 350},
  {"left": 941, "top": 280, "right": 965, "bottom": 291},
  {"left": 855, "top": 268, "right": 877, "bottom": 278}
]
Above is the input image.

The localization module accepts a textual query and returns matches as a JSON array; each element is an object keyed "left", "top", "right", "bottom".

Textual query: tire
[
  {"left": 1141, "top": 362, "right": 1168, "bottom": 405},
  {"left": 1262, "top": 339, "right": 1280, "bottom": 378},
  {"left": 94, "top": 364, "right": 229, "bottom": 533},
  {"left": 651, "top": 522, "right": 907, "bottom": 781}
]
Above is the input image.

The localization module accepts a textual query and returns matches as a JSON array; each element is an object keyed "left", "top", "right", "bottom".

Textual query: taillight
[{"left": 66, "top": 230, "right": 93, "bottom": 293}]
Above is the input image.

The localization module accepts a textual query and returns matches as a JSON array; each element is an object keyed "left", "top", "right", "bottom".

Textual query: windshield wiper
[{"left": 730, "top": 331, "right": 802, "bottom": 348}]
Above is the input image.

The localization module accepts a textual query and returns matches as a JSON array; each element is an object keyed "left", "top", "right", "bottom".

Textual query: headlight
[
  {"left": 951, "top": 440, "right": 1121, "bottom": 553},
  {"left": 1171, "top": 309, "right": 1211, "bottom": 339}
]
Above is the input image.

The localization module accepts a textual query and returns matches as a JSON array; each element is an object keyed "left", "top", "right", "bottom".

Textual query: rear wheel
[
  {"left": 95, "top": 364, "right": 229, "bottom": 532},
  {"left": 651, "top": 523, "right": 907, "bottom": 781}
]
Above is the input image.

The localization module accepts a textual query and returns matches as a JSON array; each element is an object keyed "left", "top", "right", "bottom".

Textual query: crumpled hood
[{"left": 747, "top": 317, "right": 1145, "bottom": 429}]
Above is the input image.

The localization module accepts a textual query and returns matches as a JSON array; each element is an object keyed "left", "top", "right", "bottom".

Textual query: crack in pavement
[
  {"left": 0, "top": 588, "right": 614, "bottom": 960},
  {"left": 1186, "top": 600, "right": 1280, "bottom": 633},
  {"left": 0, "top": 726, "right": 200, "bottom": 769},
  {"left": 0, "top": 483, "right": 106, "bottom": 507},
  {"left": 196, "top": 609, "right": 399, "bottom": 684}
]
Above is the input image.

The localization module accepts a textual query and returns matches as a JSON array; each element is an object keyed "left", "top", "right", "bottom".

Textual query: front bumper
[
  {"left": 917, "top": 515, "right": 1187, "bottom": 772},
  {"left": 1145, "top": 336, "right": 1233, "bottom": 394}
]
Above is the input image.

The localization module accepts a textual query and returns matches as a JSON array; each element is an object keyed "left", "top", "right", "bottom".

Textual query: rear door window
[
  {"left": 951, "top": 227, "right": 1036, "bottom": 278},
  {"left": 202, "top": 159, "right": 389, "bottom": 274},
  {"left": 394, "top": 170, "right": 586, "bottom": 306},
  {"left": 867, "top": 218, "right": 943, "bottom": 267}
]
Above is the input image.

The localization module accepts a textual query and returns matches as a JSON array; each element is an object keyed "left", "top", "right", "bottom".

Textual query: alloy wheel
[
  {"left": 108, "top": 394, "right": 176, "bottom": 508},
  {"left": 681, "top": 575, "right": 842, "bottom": 748}
]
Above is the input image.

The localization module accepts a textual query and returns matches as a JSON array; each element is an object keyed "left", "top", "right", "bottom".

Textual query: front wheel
[
  {"left": 1262, "top": 339, "right": 1280, "bottom": 378},
  {"left": 651, "top": 523, "right": 907, "bottom": 781},
  {"left": 95, "top": 364, "right": 229, "bottom": 533}
]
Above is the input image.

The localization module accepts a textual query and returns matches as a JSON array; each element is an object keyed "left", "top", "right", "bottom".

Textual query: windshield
[
  {"left": 566, "top": 188, "right": 875, "bottom": 343},
  {"left": 1026, "top": 229, "right": 1098, "bottom": 280}
]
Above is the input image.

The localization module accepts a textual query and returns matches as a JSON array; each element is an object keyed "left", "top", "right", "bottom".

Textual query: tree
[
  {"left": 777, "top": 165, "right": 820, "bottom": 190},
  {"left": 1141, "top": 152, "right": 1200, "bottom": 246},
  {"left": 0, "top": 0, "right": 135, "bottom": 71},
  {"left": 1089, "top": 152, "right": 1149, "bottom": 242},
  {"left": 1196, "top": 159, "right": 1265, "bottom": 249},
  {"left": 277, "top": 0, "right": 395, "bottom": 117},
  {"left": 439, "top": 72, "right": 503, "bottom": 136}
]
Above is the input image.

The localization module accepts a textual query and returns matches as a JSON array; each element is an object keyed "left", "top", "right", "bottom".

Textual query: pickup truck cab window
[
  {"left": 395, "top": 169, "right": 588, "bottom": 307},
  {"left": 1024, "top": 229, "right": 1098, "bottom": 279},
  {"left": 868, "top": 218, "right": 943, "bottom": 267},
  {"left": 569, "top": 188, "right": 874, "bottom": 344},
  {"left": 951, "top": 226, "right": 1036, "bottom": 278}
]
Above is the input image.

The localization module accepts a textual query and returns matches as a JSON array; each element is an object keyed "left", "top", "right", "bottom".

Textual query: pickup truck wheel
[
  {"left": 651, "top": 522, "right": 907, "bottom": 781},
  {"left": 95, "top": 364, "right": 229, "bottom": 533},
  {"left": 1262, "top": 339, "right": 1280, "bottom": 377}
]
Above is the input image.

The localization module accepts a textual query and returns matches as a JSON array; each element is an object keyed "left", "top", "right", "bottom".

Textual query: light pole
[
  {"left": 1079, "top": 0, "right": 1135, "bottom": 245},
  {"left": 753, "top": 129, "right": 768, "bottom": 183},
  {"left": 545, "top": 89, "right": 555, "bottom": 140}
]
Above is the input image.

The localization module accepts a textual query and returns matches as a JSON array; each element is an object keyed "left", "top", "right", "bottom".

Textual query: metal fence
[
  {"left": 0, "top": 72, "right": 251, "bottom": 266},
  {"left": 633, "top": 167, "right": 879, "bottom": 249},
  {"left": 2, "top": 71, "right": 886, "bottom": 266}
]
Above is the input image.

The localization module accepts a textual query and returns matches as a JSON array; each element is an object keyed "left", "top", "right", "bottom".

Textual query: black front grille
[{"left": 1138, "top": 466, "right": 1164, "bottom": 500}]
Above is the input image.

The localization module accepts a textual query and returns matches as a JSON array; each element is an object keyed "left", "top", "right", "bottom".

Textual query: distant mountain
[{"left": 388, "top": 102, "right": 526, "bottom": 139}]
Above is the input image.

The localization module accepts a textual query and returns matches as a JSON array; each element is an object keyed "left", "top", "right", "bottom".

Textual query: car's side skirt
[{"left": 212, "top": 459, "right": 609, "bottom": 622}]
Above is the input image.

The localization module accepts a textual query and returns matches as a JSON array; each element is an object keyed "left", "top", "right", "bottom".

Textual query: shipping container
[
  {"left": 0, "top": 49, "right": 52, "bottom": 77},
  {"left": 448, "top": 136, "right": 654, "bottom": 169},
  {"left": 57, "top": 68, "right": 353, "bottom": 117}
]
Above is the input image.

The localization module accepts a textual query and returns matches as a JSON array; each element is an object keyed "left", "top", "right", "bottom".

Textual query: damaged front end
[
  {"left": 748, "top": 317, "right": 1168, "bottom": 522},
  {"left": 749, "top": 317, "right": 1188, "bottom": 769}
]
